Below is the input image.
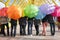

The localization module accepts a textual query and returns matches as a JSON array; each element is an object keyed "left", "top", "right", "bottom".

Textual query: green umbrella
[{"left": 24, "top": 4, "right": 39, "bottom": 18}]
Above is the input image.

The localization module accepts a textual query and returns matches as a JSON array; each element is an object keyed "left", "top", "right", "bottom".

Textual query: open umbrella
[
  {"left": 0, "top": 2, "right": 5, "bottom": 9},
  {"left": 35, "top": 7, "right": 46, "bottom": 19},
  {"left": 0, "top": 7, "right": 8, "bottom": 17},
  {"left": 39, "top": 4, "right": 55, "bottom": 14},
  {"left": 51, "top": 6, "right": 60, "bottom": 17},
  {"left": 7, "top": 5, "right": 22, "bottom": 20},
  {"left": 24, "top": 4, "right": 39, "bottom": 18}
]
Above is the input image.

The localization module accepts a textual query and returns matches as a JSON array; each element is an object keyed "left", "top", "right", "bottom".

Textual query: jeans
[
  {"left": 20, "top": 25, "right": 26, "bottom": 35},
  {"left": 1, "top": 24, "right": 6, "bottom": 36},
  {"left": 5, "top": 23, "right": 9, "bottom": 36},
  {"left": 35, "top": 25, "right": 39, "bottom": 35},
  {"left": 11, "top": 24, "right": 17, "bottom": 36},
  {"left": 28, "top": 21, "right": 33, "bottom": 35},
  {"left": 50, "top": 23, "right": 55, "bottom": 35}
]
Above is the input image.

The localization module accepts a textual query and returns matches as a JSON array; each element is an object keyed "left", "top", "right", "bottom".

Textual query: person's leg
[
  {"left": 14, "top": 25, "right": 17, "bottom": 36},
  {"left": 22, "top": 25, "right": 26, "bottom": 35},
  {"left": 6, "top": 23, "right": 9, "bottom": 36},
  {"left": 35, "top": 25, "right": 39, "bottom": 35},
  {"left": 42, "top": 22, "right": 47, "bottom": 36},
  {"left": 50, "top": 23, "right": 55, "bottom": 36},
  {"left": 1, "top": 24, "right": 6, "bottom": 36},
  {"left": 11, "top": 24, "right": 13, "bottom": 36},
  {"left": 28, "top": 22, "right": 32, "bottom": 35},
  {"left": 20, "top": 25, "right": 23, "bottom": 35}
]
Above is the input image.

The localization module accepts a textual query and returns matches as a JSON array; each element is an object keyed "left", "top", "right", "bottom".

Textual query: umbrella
[
  {"left": 39, "top": 4, "right": 55, "bottom": 14},
  {"left": 51, "top": 6, "right": 60, "bottom": 17},
  {"left": 7, "top": 5, "right": 22, "bottom": 20},
  {"left": 24, "top": 4, "right": 39, "bottom": 18},
  {"left": 35, "top": 7, "right": 46, "bottom": 19},
  {"left": 0, "top": 2, "right": 5, "bottom": 9},
  {"left": 0, "top": 7, "right": 8, "bottom": 17}
]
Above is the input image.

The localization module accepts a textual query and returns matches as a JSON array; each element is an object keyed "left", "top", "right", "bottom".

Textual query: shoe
[
  {"left": 42, "top": 33, "right": 46, "bottom": 36},
  {"left": 51, "top": 33, "right": 55, "bottom": 36},
  {"left": 30, "top": 35, "right": 33, "bottom": 36}
]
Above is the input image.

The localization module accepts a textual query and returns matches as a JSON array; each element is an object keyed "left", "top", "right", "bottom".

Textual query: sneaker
[{"left": 30, "top": 35, "right": 33, "bottom": 36}]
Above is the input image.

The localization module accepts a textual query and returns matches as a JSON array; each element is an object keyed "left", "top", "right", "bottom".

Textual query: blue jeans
[
  {"left": 11, "top": 25, "right": 17, "bottom": 36},
  {"left": 20, "top": 25, "right": 26, "bottom": 35},
  {"left": 28, "top": 21, "right": 33, "bottom": 35}
]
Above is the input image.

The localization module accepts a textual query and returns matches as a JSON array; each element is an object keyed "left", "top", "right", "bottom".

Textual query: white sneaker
[{"left": 30, "top": 35, "right": 33, "bottom": 36}]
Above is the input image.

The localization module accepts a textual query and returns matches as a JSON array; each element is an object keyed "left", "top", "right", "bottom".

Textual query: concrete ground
[{"left": 0, "top": 24, "right": 60, "bottom": 40}]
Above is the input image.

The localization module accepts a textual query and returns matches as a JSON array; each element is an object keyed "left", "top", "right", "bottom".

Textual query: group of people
[{"left": 0, "top": 14, "right": 56, "bottom": 37}]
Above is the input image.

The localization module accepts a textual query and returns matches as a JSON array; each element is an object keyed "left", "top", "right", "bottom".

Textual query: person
[
  {"left": 42, "top": 15, "right": 48, "bottom": 36},
  {"left": 47, "top": 14, "right": 55, "bottom": 36},
  {"left": 42, "top": 14, "right": 55, "bottom": 36},
  {"left": 57, "top": 17, "right": 60, "bottom": 30},
  {"left": 28, "top": 17, "right": 34, "bottom": 36},
  {"left": 0, "top": 17, "right": 9, "bottom": 36},
  {"left": 19, "top": 16, "right": 27, "bottom": 35},
  {"left": 34, "top": 18, "right": 40, "bottom": 35},
  {"left": 10, "top": 19, "right": 17, "bottom": 37}
]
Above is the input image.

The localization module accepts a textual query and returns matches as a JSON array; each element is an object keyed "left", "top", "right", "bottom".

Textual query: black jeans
[
  {"left": 35, "top": 25, "right": 39, "bottom": 35},
  {"left": 20, "top": 25, "right": 26, "bottom": 35},
  {"left": 50, "top": 23, "right": 55, "bottom": 35},
  {"left": 10, "top": 19, "right": 17, "bottom": 36},
  {"left": 1, "top": 24, "right": 6, "bottom": 36},
  {"left": 11, "top": 24, "right": 17, "bottom": 36},
  {"left": 5, "top": 23, "right": 9, "bottom": 36}
]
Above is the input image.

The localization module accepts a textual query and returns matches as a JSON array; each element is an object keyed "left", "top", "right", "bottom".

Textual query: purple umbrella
[{"left": 39, "top": 4, "right": 55, "bottom": 14}]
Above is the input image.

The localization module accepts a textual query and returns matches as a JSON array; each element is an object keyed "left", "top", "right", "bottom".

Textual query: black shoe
[
  {"left": 4, "top": 34, "right": 6, "bottom": 36},
  {"left": 51, "top": 33, "right": 55, "bottom": 36},
  {"left": 36, "top": 32, "right": 39, "bottom": 35},
  {"left": 7, "top": 34, "right": 9, "bottom": 36}
]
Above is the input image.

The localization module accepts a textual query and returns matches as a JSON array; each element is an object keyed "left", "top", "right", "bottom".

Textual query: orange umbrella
[{"left": 7, "top": 5, "right": 22, "bottom": 20}]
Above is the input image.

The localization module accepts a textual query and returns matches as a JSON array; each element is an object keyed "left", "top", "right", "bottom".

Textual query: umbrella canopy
[
  {"left": 35, "top": 7, "right": 46, "bottom": 19},
  {"left": 0, "top": 7, "right": 8, "bottom": 17},
  {"left": 39, "top": 4, "right": 55, "bottom": 14},
  {"left": 0, "top": 2, "right": 5, "bottom": 9},
  {"left": 24, "top": 4, "right": 39, "bottom": 18},
  {"left": 7, "top": 5, "right": 22, "bottom": 20},
  {"left": 51, "top": 6, "right": 60, "bottom": 17}
]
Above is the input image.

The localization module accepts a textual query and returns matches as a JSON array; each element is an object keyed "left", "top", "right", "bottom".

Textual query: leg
[
  {"left": 22, "top": 25, "right": 26, "bottom": 35},
  {"left": 11, "top": 24, "right": 13, "bottom": 36},
  {"left": 28, "top": 23, "right": 32, "bottom": 35},
  {"left": 1, "top": 24, "right": 6, "bottom": 36},
  {"left": 14, "top": 25, "right": 17, "bottom": 36},
  {"left": 20, "top": 25, "right": 23, "bottom": 35},
  {"left": 42, "top": 23, "right": 47, "bottom": 36},
  {"left": 6, "top": 23, "right": 9, "bottom": 36},
  {"left": 35, "top": 25, "right": 39, "bottom": 35},
  {"left": 50, "top": 23, "right": 55, "bottom": 36}
]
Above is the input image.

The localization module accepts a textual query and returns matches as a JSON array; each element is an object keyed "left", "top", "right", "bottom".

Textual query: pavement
[{"left": 0, "top": 24, "right": 60, "bottom": 40}]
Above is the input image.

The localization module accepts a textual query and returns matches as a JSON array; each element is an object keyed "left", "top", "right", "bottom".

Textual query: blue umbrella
[{"left": 35, "top": 9, "right": 46, "bottom": 19}]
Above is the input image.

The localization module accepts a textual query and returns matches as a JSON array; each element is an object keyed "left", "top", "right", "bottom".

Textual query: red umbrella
[
  {"left": 0, "top": 7, "right": 8, "bottom": 17},
  {"left": 51, "top": 6, "right": 60, "bottom": 17}
]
